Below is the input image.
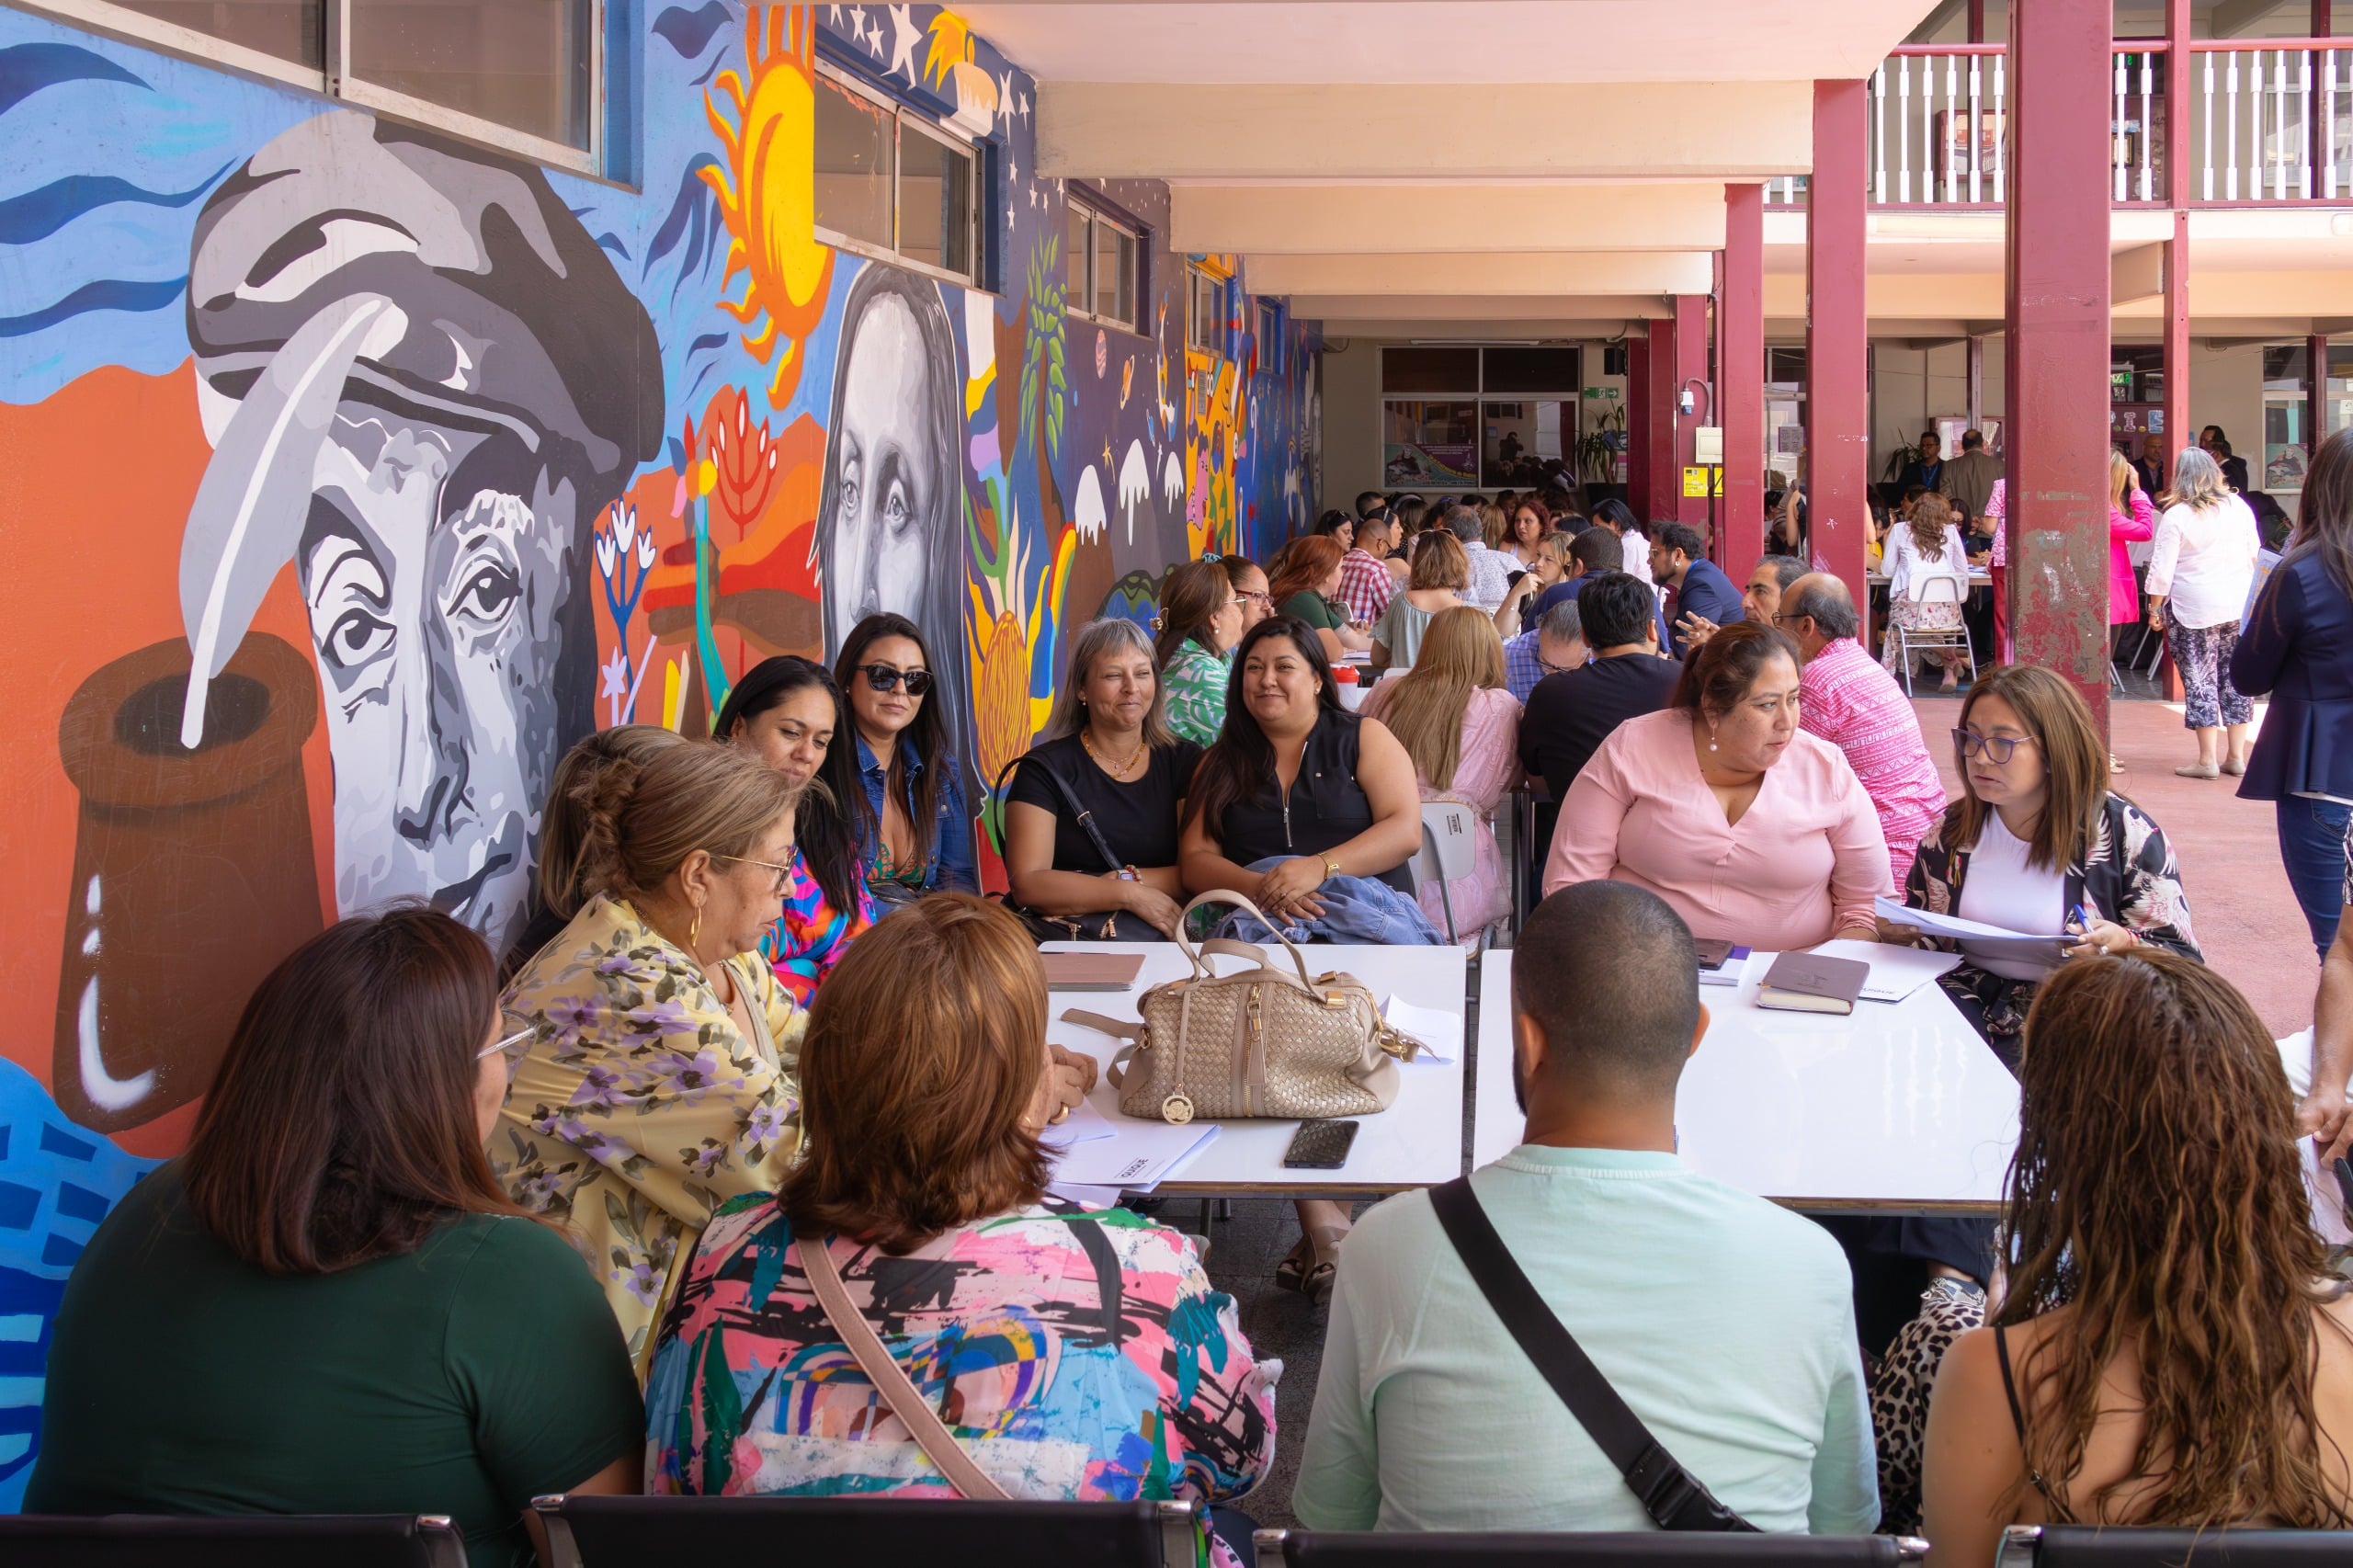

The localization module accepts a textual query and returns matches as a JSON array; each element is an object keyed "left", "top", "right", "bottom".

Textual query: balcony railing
[{"left": 1761, "top": 39, "right": 2353, "bottom": 209}]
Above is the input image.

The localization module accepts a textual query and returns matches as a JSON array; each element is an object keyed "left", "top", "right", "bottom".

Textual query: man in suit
[
  {"left": 1940, "top": 429, "right": 2002, "bottom": 527},
  {"left": 1649, "top": 523, "right": 1742, "bottom": 658}
]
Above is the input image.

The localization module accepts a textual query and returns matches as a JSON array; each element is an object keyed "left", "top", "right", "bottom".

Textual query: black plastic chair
[
  {"left": 1253, "top": 1532, "right": 1927, "bottom": 1568},
  {"left": 534, "top": 1493, "right": 1202, "bottom": 1568},
  {"left": 1998, "top": 1524, "right": 2353, "bottom": 1568},
  {"left": 0, "top": 1513, "right": 466, "bottom": 1568}
]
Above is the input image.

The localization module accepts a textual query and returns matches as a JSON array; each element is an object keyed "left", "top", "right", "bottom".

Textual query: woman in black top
[
  {"left": 1003, "top": 619, "right": 1201, "bottom": 940},
  {"left": 1180, "top": 616, "right": 1423, "bottom": 914},
  {"left": 1176, "top": 615, "right": 1422, "bottom": 1301}
]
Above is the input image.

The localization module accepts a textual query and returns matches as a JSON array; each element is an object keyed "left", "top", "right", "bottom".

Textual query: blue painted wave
[
  {"left": 0, "top": 160, "right": 233, "bottom": 245},
  {"left": 0, "top": 40, "right": 144, "bottom": 118},
  {"left": 0, "top": 276, "right": 184, "bottom": 339},
  {"left": 652, "top": 0, "right": 732, "bottom": 60}
]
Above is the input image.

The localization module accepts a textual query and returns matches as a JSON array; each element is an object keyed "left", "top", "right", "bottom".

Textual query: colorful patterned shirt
[
  {"left": 1798, "top": 636, "right": 1951, "bottom": 887},
  {"left": 1461, "top": 540, "right": 1513, "bottom": 612},
  {"left": 1162, "top": 638, "right": 1232, "bottom": 746},
  {"left": 763, "top": 847, "right": 873, "bottom": 1006},
  {"left": 1337, "top": 547, "right": 1397, "bottom": 622},
  {"left": 645, "top": 1196, "right": 1278, "bottom": 1567},
  {"left": 495, "top": 892, "right": 804, "bottom": 1373}
]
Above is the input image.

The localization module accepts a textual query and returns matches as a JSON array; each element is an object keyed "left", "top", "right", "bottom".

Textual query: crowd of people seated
[{"left": 32, "top": 452, "right": 2353, "bottom": 1565}]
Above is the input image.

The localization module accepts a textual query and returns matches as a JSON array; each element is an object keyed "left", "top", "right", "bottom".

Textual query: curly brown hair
[{"left": 2001, "top": 949, "right": 2353, "bottom": 1528}]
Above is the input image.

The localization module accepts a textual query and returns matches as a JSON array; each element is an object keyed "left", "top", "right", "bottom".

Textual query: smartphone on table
[{"left": 1282, "top": 1119, "right": 1361, "bottom": 1170}]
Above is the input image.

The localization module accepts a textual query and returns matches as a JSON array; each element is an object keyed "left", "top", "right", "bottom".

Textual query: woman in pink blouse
[{"left": 1541, "top": 620, "right": 1892, "bottom": 948}]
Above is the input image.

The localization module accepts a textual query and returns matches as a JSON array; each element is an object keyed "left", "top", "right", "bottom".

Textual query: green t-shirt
[
  {"left": 28, "top": 1167, "right": 642, "bottom": 1568},
  {"left": 1283, "top": 590, "right": 1346, "bottom": 631}
]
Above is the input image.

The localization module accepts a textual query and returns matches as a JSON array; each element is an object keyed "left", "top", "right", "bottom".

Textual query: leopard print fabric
[{"left": 1869, "top": 1277, "right": 1989, "bottom": 1535}]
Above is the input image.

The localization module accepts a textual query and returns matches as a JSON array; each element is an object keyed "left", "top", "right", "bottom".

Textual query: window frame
[
  {"left": 20, "top": 0, "right": 606, "bottom": 176},
  {"left": 1187, "top": 262, "right": 1227, "bottom": 358},
  {"left": 1063, "top": 193, "right": 1144, "bottom": 336},
  {"left": 812, "top": 61, "right": 985, "bottom": 290}
]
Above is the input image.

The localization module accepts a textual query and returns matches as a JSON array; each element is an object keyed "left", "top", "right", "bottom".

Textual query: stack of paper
[
  {"left": 1871, "top": 897, "right": 2069, "bottom": 967},
  {"left": 1383, "top": 994, "right": 1462, "bottom": 1063},
  {"left": 1048, "top": 1112, "right": 1222, "bottom": 1191},
  {"left": 1807, "top": 938, "right": 1964, "bottom": 1003}
]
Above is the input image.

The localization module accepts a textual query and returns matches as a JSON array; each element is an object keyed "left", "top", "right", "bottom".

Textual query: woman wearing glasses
[
  {"left": 1881, "top": 664, "right": 2200, "bottom": 1069},
  {"left": 1156, "top": 558, "right": 1250, "bottom": 746},
  {"left": 31, "top": 908, "right": 644, "bottom": 1563},
  {"left": 824, "top": 612, "right": 978, "bottom": 903},
  {"left": 495, "top": 741, "right": 807, "bottom": 1372}
]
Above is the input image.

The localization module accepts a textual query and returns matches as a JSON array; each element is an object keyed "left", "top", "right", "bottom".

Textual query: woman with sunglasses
[
  {"left": 713, "top": 656, "right": 873, "bottom": 1004},
  {"left": 31, "top": 907, "right": 644, "bottom": 1564},
  {"left": 1880, "top": 664, "right": 2200, "bottom": 1069},
  {"left": 822, "top": 612, "right": 978, "bottom": 904},
  {"left": 496, "top": 741, "right": 808, "bottom": 1373}
]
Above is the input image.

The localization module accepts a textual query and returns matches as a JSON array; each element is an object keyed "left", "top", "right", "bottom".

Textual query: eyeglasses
[
  {"left": 1770, "top": 611, "right": 1809, "bottom": 627},
  {"left": 1235, "top": 589, "right": 1272, "bottom": 607},
  {"left": 858, "top": 663, "right": 933, "bottom": 696},
  {"left": 1952, "top": 727, "right": 2035, "bottom": 764},
  {"left": 1538, "top": 651, "right": 1582, "bottom": 676},
  {"left": 478, "top": 1018, "right": 536, "bottom": 1083},
  {"left": 714, "top": 853, "right": 797, "bottom": 896}
]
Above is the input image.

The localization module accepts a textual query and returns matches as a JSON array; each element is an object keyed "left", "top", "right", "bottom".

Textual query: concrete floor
[{"left": 1199, "top": 687, "right": 2316, "bottom": 1528}]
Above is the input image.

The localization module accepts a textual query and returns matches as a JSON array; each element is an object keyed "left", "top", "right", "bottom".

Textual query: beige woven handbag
[{"left": 1063, "top": 891, "right": 1426, "bottom": 1125}]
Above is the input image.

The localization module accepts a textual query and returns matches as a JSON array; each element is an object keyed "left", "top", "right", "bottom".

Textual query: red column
[
  {"left": 1641, "top": 314, "right": 1680, "bottom": 524},
  {"left": 2310, "top": 333, "right": 2329, "bottom": 464},
  {"left": 1626, "top": 328, "right": 1651, "bottom": 511},
  {"left": 1807, "top": 80, "right": 1870, "bottom": 601},
  {"left": 1722, "top": 184, "right": 1767, "bottom": 569},
  {"left": 2162, "top": 0, "right": 2190, "bottom": 487},
  {"left": 2006, "top": 0, "right": 2114, "bottom": 727},
  {"left": 1672, "top": 293, "right": 1711, "bottom": 533}
]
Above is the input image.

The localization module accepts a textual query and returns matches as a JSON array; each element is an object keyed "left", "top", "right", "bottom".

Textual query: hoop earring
[{"left": 688, "top": 908, "right": 702, "bottom": 952}]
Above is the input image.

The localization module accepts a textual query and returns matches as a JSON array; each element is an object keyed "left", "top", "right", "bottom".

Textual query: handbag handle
[
  {"left": 1173, "top": 890, "right": 1313, "bottom": 986},
  {"left": 799, "top": 1233, "right": 1009, "bottom": 1501},
  {"left": 992, "top": 751, "right": 1129, "bottom": 876}
]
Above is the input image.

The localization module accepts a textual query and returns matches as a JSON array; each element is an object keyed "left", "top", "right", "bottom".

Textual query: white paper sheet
[
  {"left": 1807, "top": 939, "right": 1965, "bottom": 1003},
  {"left": 1872, "top": 896, "right": 2063, "bottom": 942},
  {"left": 1383, "top": 994, "right": 1463, "bottom": 1064},
  {"left": 1050, "top": 1119, "right": 1222, "bottom": 1190},
  {"left": 1038, "top": 1097, "right": 1120, "bottom": 1148}
]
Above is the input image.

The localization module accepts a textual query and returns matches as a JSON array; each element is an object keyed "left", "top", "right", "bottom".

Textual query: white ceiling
[{"left": 956, "top": 1, "right": 1935, "bottom": 85}]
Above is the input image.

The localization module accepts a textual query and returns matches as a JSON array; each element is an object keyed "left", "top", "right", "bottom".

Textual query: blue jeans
[{"left": 2278, "top": 796, "right": 2353, "bottom": 960}]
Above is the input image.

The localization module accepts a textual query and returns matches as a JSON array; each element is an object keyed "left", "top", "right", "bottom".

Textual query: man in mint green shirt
[{"left": 1294, "top": 881, "right": 1880, "bottom": 1535}]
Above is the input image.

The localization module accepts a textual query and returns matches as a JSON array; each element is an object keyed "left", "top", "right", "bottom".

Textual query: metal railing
[{"left": 1759, "top": 39, "right": 2353, "bottom": 208}]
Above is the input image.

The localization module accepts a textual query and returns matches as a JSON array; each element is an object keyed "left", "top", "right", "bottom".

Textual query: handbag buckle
[{"left": 1162, "top": 1093, "right": 1195, "bottom": 1124}]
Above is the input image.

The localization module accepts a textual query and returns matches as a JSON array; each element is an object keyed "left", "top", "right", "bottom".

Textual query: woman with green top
[
  {"left": 1155, "top": 557, "right": 1247, "bottom": 745},
  {"left": 31, "top": 907, "right": 643, "bottom": 1567},
  {"left": 1269, "top": 534, "right": 1371, "bottom": 663}
]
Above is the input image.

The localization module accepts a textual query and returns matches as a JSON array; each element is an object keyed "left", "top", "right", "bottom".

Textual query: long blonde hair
[
  {"left": 1363, "top": 606, "right": 1504, "bottom": 790},
  {"left": 2109, "top": 449, "right": 2136, "bottom": 514}
]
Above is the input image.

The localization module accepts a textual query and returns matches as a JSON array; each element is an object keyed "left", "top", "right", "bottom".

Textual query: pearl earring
[{"left": 1708, "top": 728, "right": 1719, "bottom": 753}]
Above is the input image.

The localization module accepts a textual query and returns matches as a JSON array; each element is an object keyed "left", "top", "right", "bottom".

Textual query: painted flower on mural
[
  {"left": 708, "top": 387, "right": 779, "bottom": 540},
  {"left": 703, "top": 5, "right": 837, "bottom": 404},
  {"left": 968, "top": 498, "right": 1043, "bottom": 795},
  {"left": 1020, "top": 238, "right": 1066, "bottom": 462}
]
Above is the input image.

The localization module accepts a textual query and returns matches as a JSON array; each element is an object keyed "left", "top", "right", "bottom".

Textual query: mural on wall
[{"left": 0, "top": 1, "right": 1318, "bottom": 1505}]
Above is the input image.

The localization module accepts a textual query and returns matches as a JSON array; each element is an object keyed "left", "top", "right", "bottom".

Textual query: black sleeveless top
[{"left": 1215, "top": 708, "right": 1415, "bottom": 894}]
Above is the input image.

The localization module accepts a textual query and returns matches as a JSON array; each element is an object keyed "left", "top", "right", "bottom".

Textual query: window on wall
[
  {"left": 45, "top": 0, "right": 602, "bottom": 166},
  {"left": 1256, "top": 299, "right": 1285, "bottom": 375},
  {"left": 1187, "top": 265, "right": 1225, "bottom": 356},
  {"left": 813, "top": 68, "right": 982, "bottom": 285},
  {"left": 1064, "top": 197, "right": 1141, "bottom": 333},
  {"left": 1381, "top": 345, "right": 1582, "bottom": 489}
]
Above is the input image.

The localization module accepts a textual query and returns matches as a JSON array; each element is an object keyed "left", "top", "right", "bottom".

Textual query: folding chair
[
  {"left": 1997, "top": 1523, "right": 2352, "bottom": 1568},
  {"left": 1890, "top": 573, "right": 1976, "bottom": 696},
  {"left": 1256, "top": 1530, "right": 1926, "bottom": 1568},
  {"left": 0, "top": 1513, "right": 467, "bottom": 1568},
  {"left": 1410, "top": 800, "right": 1483, "bottom": 947},
  {"left": 536, "top": 1494, "right": 1203, "bottom": 1568}
]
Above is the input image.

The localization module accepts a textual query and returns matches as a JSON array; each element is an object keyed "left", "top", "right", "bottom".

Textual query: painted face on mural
[
  {"left": 826, "top": 293, "right": 941, "bottom": 634},
  {"left": 300, "top": 412, "right": 573, "bottom": 940}
]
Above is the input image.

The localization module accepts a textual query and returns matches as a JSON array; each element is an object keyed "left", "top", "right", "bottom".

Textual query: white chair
[
  {"left": 1889, "top": 573, "right": 1976, "bottom": 696},
  {"left": 1408, "top": 801, "right": 1484, "bottom": 947}
]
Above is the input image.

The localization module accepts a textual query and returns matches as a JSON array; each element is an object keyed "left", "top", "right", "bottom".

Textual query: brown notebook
[
  {"left": 1755, "top": 950, "right": 1870, "bottom": 1017},
  {"left": 1041, "top": 950, "right": 1147, "bottom": 992}
]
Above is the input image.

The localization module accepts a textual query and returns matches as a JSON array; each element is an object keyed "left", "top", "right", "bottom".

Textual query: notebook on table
[
  {"left": 1755, "top": 950, "right": 1870, "bottom": 1016},
  {"left": 1041, "top": 951, "right": 1146, "bottom": 992}
]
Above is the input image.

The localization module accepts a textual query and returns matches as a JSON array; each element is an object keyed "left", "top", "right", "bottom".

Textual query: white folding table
[
  {"left": 1043, "top": 941, "right": 1469, "bottom": 1196},
  {"left": 1472, "top": 950, "right": 2019, "bottom": 1214}
]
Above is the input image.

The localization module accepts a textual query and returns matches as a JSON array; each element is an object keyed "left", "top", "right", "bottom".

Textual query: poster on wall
[{"left": 1384, "top": 441, "right": 1477, "bottom": 487}]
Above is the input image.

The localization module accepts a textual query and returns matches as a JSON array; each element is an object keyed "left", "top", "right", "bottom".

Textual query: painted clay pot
[{"left": 51, "top": 635, "right": 322, "bottom": 1133}]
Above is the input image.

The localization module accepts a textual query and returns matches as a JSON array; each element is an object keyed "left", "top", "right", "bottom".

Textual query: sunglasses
[
  {"left": 858, "top": 663, "right": 933, "bottom": 696},
  {"left": 1952, "top": 727, "right": 2035, "bottom": 764}
]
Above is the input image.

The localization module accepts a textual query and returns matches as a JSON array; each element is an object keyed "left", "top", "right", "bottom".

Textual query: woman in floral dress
[{"left": 495, "top": 741, "right": 808, "bottom": 1375}]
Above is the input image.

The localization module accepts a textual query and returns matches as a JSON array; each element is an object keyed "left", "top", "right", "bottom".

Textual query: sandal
[{"left": 1275, "top": 1223, "right": 1351, "bottom": 1304}]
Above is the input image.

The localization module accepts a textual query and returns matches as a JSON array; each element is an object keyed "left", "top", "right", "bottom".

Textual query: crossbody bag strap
[
  {"left": 1425, "top": 1177, "right": 1757, "bottom": 1533},
  {"left": 799, "top": 1233, "right": 1009, "bottom": 1501},
  {"left": 995, "top": 751, "right": 1129, "bottom": 875}
]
